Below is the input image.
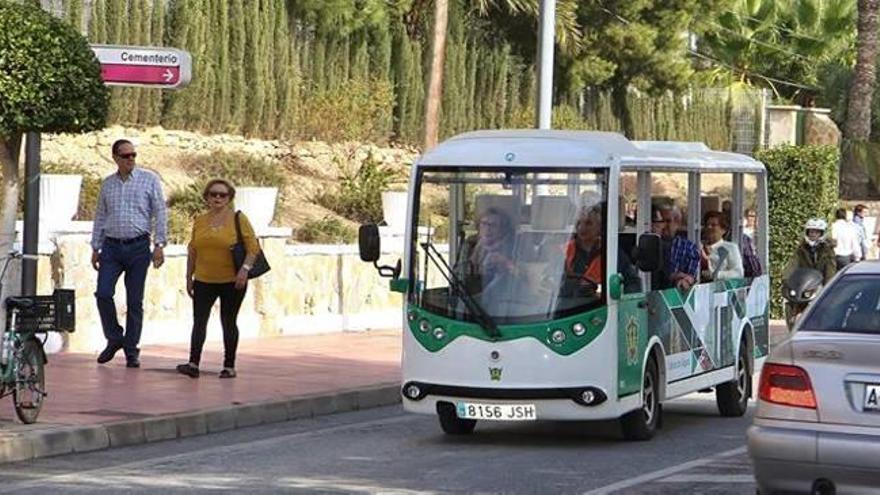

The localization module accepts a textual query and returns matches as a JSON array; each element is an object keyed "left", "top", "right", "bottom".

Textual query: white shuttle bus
[{"left": 359, "top": 130, "right": 770, "bottom": 440}]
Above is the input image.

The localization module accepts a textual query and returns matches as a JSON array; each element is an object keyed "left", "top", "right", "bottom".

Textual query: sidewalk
[{"left": 0, "top": 330, "right": 402, "bottom": 464}]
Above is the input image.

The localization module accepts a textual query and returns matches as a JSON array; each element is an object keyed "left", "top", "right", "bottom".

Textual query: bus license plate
[
  {"left": 456, "top": 402, "right": 536, "bottom": 421},
  {"left": 864, "top": 384, "right": 880, "bottom": 410}
]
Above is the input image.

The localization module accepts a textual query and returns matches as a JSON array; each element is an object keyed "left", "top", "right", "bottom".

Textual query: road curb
[{"left": 0, "top": 383, "right": 401, "bottom": 464}]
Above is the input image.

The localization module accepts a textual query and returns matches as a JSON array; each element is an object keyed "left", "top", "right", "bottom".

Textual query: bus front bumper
[{"left": 400, "top": 381, "right": 640, "bottom": 421}]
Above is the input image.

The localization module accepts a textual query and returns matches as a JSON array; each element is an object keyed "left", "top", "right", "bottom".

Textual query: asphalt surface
[{"left": 0, "top": 393, "right": 756, "bottom": 494}]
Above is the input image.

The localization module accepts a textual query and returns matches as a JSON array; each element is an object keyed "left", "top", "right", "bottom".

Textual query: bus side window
[{"left": 619, "top": 174, "right": 641, "bottom": 294}]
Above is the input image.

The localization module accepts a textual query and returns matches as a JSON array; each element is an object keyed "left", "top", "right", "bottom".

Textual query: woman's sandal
[
  {"left": 176, "top": 363, "right": 200, "bottom": 378},
  {"left": 219, "top": 368, "right": 237, "bottom": 379}
]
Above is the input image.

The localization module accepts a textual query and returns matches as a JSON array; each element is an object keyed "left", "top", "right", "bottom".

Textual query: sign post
[{"left": 90, "top": 44, "right": 193, "bottom": 89}]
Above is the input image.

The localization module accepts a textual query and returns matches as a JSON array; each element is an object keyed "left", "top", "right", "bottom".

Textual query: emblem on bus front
[
  {"left": 504, "top": 152, "right": 515, "bottom": 162},
  {"left": 489, "top": 367, "right": 503, "bottom": 381}
]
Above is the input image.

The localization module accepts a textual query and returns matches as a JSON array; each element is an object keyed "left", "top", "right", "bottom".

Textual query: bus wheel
[
  {"left": 437, "top": 402, "right": 476, "bottom": 435},
  {"left": 716, "top": 341, "right": 751, "bottom": 417},
  {"left": 620, "top": 358, "right": 660, "bottom": 441}
]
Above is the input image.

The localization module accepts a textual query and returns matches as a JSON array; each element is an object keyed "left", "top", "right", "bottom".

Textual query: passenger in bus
[
  {"left": 700, "top": 211, "right": 744, "bottom": 281},
  {"left": 721, "top": 209, "right": 762, "bottom": 278},
  {"left": 562, "top": 205, "right": 639, "bottom": 296},
  {"left": 458, "top": 207, "right": 516, "bottom": 293},
  {"left": 652, "top": 204, "right": 700, "bottom": 291}
]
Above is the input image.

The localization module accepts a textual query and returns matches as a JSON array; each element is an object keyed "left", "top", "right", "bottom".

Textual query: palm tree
[
  {"left": 422, "top": 0, "right": 583, "bottom": 150},
  {"left": 845, "top": 0, "right": 880, "bottom": 141}
]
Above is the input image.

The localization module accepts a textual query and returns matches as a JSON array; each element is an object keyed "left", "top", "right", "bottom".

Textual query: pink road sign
[{"left": 90, "top": 44, "right": 192, "bottom": 90}]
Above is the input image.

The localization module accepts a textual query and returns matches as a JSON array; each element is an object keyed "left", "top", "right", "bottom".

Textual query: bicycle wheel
[{"left": 13, "top": 339, "right": 45, "bottom": 424}]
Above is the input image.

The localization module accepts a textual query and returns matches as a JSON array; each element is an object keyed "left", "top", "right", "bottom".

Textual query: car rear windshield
[{"left": 800, "top": 275, "right": 880, "bottom": 334}]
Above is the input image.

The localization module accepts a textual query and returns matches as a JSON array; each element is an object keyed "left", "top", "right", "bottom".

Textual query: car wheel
[
  {"left": 716, "top": 339, "right": 751, "bottom": 417},
  {"left": 437, "top": 402, "right": 476, "bottom": 435},
  {"left": 620, "top": 357, "right": 660, "bottom": 441}
]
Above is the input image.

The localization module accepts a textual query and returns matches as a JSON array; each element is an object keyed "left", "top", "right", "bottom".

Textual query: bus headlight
[
  {"left": 433, "top": 327, "right": 446, "bottom": 340},
  {"left": 419, "top": 319, "right": 431, "bottom": 333},
  {"left": 549, "top": 329, "right": 566, "bottom": 344},
  {"left": 404, "top": 384, "right": 421, "bottom": 400},
  {"left": 581, "top": 390, "right": 596, "bottom": 404},
  {"left": 572, "top": 323, "right": 586, "bottom": 336}
]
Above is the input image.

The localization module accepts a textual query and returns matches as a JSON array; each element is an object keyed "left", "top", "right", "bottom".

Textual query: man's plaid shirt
[
  {"left": 91, "top": 168, "right": 168, "bottom": 251},
  {"left": 667, "top": 235, "right": 700, "bottom": 281}
]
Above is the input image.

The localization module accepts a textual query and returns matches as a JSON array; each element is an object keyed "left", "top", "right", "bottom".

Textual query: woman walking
[{"left": 177, "top": 179, "right": 260, "bottom": 379}]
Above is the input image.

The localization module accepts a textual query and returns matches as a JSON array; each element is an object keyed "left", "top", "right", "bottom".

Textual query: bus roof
[{"left": 416, "top": 130, "right": 765, "bottom": 174}]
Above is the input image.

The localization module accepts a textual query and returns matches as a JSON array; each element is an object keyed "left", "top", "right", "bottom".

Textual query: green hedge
[{"left": 757, "top": 145, "right": 840, "bottom": 319}]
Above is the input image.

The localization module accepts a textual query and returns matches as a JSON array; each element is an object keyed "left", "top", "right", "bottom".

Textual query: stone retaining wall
[{"left": 26, "top": 229, "right": 406, "bottom": 354}]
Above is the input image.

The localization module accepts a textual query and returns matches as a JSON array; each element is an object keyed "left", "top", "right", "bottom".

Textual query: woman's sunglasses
[{"left": 208, "top": 191, "right": 230, "bottom": 199}]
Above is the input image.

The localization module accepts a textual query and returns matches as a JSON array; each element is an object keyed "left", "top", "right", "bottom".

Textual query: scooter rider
[
  {"left": 783, "top": 218, "right": 836, "bottom": 329},
  {"left": 785, "top": 218, "right": 836, "bottom": 283}
]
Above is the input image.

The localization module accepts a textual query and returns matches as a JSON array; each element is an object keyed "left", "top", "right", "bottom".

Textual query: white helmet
[{"left": 804, "top": 218, "right": 827, "bottom": 246}]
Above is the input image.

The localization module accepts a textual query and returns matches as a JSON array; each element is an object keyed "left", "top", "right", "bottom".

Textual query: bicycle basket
[{"left": 6, "top": 289, "right": 75, "bottom": 333}]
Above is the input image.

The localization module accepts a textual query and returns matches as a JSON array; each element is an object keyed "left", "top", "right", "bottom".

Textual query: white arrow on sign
[{"left": 163, "top": 69, "right": 174, "bottom": 82}]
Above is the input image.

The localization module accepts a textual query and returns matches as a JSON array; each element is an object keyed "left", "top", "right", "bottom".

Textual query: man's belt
[{"left": 105, "top": 234, "right": 150, "bottom": 245}]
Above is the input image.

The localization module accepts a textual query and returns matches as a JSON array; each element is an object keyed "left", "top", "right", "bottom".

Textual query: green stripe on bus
[{"left": 407, "top": 305, "right": 608, "bottom": 356}]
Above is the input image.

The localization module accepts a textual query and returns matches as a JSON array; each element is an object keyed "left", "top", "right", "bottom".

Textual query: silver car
[{"left": 748, "top": 261, "right": 880, "bottom": 494}]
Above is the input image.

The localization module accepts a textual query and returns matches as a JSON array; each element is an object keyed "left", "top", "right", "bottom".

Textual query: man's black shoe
[
  {"left": 126, "top": 357, "right": 140, "bottom": 368},
  {"left": 97, "top": 342, "right": 122, "bottom": 364}
]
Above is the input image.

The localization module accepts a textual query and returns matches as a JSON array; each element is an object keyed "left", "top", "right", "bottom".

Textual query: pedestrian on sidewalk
[
  {"left": 92, "top": 139, "right": 168, "bottom": 368},
  {"left": 177, "top": 179, "right": 259, "bottom": 379},
  {"left": 831, "top": 208, "right": 859, "bottom": 269},
  {"left": 853, "top": 204, "right": 870, "bottom": 261}
]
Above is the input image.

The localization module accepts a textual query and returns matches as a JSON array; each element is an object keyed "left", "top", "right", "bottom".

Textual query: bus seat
[{"left": 531, "top": 196, "right": 574, "bottom": 231}]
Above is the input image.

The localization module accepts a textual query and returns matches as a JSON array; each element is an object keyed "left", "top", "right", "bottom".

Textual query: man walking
[
  {"left": 91, "top": 139, "right": 168, "bottom": 368},
  {"left": 853, "top": 204, "right": 871, "bottom": 261}
]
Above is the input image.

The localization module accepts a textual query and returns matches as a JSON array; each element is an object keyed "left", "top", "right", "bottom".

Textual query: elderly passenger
[{"left": 701, "top": 211, "right": 744, "bottom": 281}]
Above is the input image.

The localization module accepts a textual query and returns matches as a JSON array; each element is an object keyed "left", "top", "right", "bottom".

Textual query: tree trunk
[
  {"left": 423, "top": 0, "right": 449, "bottom": 151},
  {"left": 0, "top": 135, "right": 22, "bottom": 334},
  {"left": 845, "top": 0, "right": 880, "bottom": 141},
  {"left": 612, "top": 85, "right": 634, "bottom": 139}
]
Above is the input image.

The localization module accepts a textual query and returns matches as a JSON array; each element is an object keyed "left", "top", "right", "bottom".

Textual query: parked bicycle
[{"left": 0, "top": 252, "right": 75, "bottom": 423}]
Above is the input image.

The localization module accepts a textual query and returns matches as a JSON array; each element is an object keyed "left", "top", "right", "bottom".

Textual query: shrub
[
  {"left": 296, "top": 78, "right": 394, "bottom": 143},
  {"left": 757, "top": 145, "right": 840, "bottom": 318},
  {"left": 296, "top": 216, "right": 357, "bottom": 244},
  {"left": 177, "top": 151, "right": 286, "bottom": 188},
  {"left": 166, "top": 184, "right": 204, "bottom": 244},
  {"left": 317, "top": 153, "right": 401, "bottom": 223}
]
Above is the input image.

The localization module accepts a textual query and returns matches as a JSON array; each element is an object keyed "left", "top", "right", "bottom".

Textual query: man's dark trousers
[{"left": 95, "top": 236, "right": 151, "bottom": 360}]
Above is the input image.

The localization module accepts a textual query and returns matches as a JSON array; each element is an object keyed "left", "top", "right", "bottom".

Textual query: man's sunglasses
[
  {"left": 208, "top": 191, "right": 230, "bottom": 199},
  {"left": 116, "top": 152, "right": 137, "bottom": 159}
]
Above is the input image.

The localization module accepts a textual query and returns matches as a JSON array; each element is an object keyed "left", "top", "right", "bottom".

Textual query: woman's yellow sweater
[{"left": 189, "top": 209, "right": 260, "bottom": 283}]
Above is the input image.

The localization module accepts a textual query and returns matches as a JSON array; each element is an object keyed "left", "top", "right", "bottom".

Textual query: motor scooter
[{"left": 781, "top": 267, "right": 823, "bottom": 331}]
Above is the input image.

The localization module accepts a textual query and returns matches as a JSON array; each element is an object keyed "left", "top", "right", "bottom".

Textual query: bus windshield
[{"left": 412, "top": 169, "right": 608, "bottom": 325}]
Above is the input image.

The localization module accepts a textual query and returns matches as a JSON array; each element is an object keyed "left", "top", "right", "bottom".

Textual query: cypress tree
[
  {"left": 162, "top": 0, "right": 191, "bottom": 128},
  {"left": 64, "top": 0, "right": 84, "bottom": 33},
  {"left": 105, "top": 0, "right": 128, "bottom": 124},
  {"left": 143, "top": 0, "right": 165, "bottom": 125},
  {"left": 88, "top": 0, "right": 107, "bottom": 43},
  {"left": 228, "top": 0, "right": 246, "bottom": 132},
  {"left": 213, "top": 0, "right": 230, "bottom": 131},
  {"left": 261, "top": 0, "right": 277, "bottom": 136},
  {"left": 244, "top": 0, "right": 265, "bottom": 135},
  {"left": 272, "top": 0, "right": 294, "bottom": 136}
]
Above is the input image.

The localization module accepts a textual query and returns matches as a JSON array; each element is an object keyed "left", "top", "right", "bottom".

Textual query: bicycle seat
[{"left": 5, "top": 297, "right": 34, "bottom": 310}]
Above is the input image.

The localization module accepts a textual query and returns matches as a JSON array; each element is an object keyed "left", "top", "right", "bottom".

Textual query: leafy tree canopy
[
  {"left": 561, "top": 0, "right": 725, "bottom": 96},
  {"left": 0, "top": 0, "right": 108, "bottom": 138},
  {"left": 291, "top": 0, "right": 391, "bottom": 35},
  {"left": 699, "top": 0, "right": 855, "bottom": 101}
]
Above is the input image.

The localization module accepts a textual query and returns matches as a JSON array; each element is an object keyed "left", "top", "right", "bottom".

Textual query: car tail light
[{"left": 758, "top": 363, "right": 817, "bottom": 409}]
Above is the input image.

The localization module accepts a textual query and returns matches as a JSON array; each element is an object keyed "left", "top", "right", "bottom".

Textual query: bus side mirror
[
  {"left": 635, "top": 233, "right": 661, "bottom": 272},
  {"left": 359, "top": 224, "right": 381, "bottom": 262},
  {"left": 359, "top": 224, "right": 402, "bottom": 280}
]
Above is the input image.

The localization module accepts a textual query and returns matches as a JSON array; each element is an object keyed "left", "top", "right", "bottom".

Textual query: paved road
[{"left": 0, "top": 394, "right": 756, "bottom": 494}]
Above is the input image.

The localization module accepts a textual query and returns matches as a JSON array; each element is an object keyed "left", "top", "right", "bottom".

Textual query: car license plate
[
  {"left": 864, "top": 384, "right": 880, "bottom": 411},
  {"left": 456, "top": 402, "right": 536, "bottom": 421}
]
